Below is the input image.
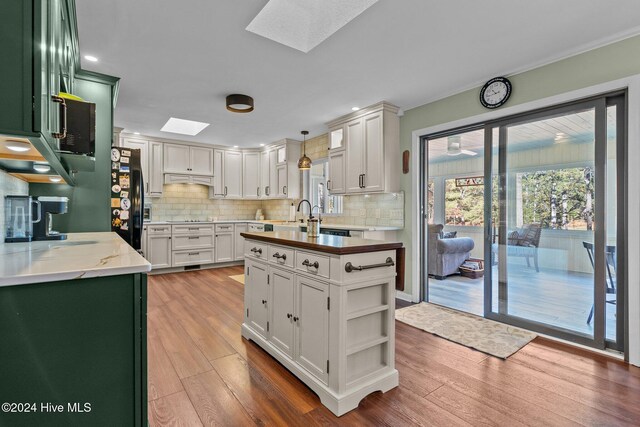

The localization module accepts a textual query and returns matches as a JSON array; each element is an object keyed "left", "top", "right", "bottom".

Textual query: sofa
[{"left": 428, "top": 224, "right": 475, "bottom": 280}]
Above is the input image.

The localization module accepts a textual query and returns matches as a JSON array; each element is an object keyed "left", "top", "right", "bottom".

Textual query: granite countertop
[
  {"left": 0, "top": 232, "right": 151, "bottom": 287},
  {"left": 241, "top": 231, "right": 402, "bottom": 255}
]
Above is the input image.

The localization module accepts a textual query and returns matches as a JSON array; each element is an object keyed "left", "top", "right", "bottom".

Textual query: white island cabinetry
[{"left": 241, "top": 231, "right": 400, "bottom": 416}]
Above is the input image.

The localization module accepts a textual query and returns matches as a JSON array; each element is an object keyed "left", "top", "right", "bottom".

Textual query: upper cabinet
[
  {"left": 163, "top": 144, "right": 213, "bottom": 176},
  {"left": 243, "top": 151, "right": 261, "bottom": 199},
  {"left": 120, "top": 137, "right": 164, "bottom": 197},
  {"left": 326, "top": 102, "right": 400, "bottom": 195},
  {"left": 210, "top": 149, "right": 242, "bottom": 198}
]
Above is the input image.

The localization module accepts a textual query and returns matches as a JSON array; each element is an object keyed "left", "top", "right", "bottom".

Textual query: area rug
[
  {"left": 229, "top": 274, "right": 245, "bottom": 285},
  {"left": 395, "top": 302, "right": 536, "bottom": 358}
]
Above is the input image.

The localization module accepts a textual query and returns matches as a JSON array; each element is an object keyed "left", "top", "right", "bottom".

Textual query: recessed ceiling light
[
  {"left": 233, "top": 145, "right": 239, "bottom": 148},
  {"left": 84, "top": 55, "right": 98, "bottom": 62},
  {"left": 259, "top": 144, "right": 265, "bottom": 147},
  {"left": 351, "top": 107, "right": 360, "bottom": 111},
  {"left": 33, "top": 163, "right": 51, "bottom": 173},
  {"left": 246, "top": 0, "right": 379, "bottom": 53},
  {"left": 160, "top": 118, "right": 210, "bottom": 136},
  {"left": 49, "top": 176, "right": 63, "bottom": 183},
  {"left": 133, "top": 132, "right": 140, "bottom": 135},
  {"left": 4, "top": 140, "right": 31, "bottom": 152}
]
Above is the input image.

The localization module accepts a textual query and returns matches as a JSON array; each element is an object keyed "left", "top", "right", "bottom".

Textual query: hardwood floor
[{"left": 147, "top": 266, "right": 640, "bottom": 426}]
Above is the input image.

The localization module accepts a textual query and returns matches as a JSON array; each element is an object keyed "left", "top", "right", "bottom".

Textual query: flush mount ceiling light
[
  {"left": 297, "top": 131, "right": 312, "bottom": 170},
  {"left": 4, "top": 140, "right": 31, "bottom": 152},
  {"left": 226, "top": 94, "right": 254, "bottom": 113},
  {"left": 246, "top": 0, "right": 379, "bottom": 53},
  {"left": 33, "top": 163, "right": 51, "bottom": 173},
  {"left": 160, "top": 117, "right": 210, "bottom": 136}
]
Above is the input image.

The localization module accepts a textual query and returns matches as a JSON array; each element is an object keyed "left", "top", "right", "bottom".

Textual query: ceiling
[{"left": 75, "top": 0, "right": 640, "bottom": 148}]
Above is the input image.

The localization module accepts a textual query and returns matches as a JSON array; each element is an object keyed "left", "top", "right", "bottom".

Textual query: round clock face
[{"left": 480, "top": 77, "right": 512, "bottom": 109}]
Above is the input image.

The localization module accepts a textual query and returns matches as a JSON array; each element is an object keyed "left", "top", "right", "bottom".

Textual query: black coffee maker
[{"left": 33, "top": 196, "right": 69, "bottom": 241}]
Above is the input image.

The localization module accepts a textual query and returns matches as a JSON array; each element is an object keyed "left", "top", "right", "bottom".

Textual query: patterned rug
[
  {"left": 395, "top": 302, "right": 536, "bottom": 358},
  {"left": 229, "top": 274, "right": 245, "bottom": 285}
]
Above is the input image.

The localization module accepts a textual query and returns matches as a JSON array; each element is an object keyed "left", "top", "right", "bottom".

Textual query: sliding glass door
[{"left": 422, "top": 92, "right": 626, "bottom": 351}]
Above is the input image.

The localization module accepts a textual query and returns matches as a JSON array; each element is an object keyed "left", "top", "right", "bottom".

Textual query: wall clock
[{"left": 479, "top": 77, "right": 512, "bottom": 109}]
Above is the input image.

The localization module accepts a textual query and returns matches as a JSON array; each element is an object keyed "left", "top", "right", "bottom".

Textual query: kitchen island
[
  {"left": 240, "top": 231, "right": 402, "bottom": 416},
  {"left": 0, "top": 233, "right": 150, "bottom": 427}
]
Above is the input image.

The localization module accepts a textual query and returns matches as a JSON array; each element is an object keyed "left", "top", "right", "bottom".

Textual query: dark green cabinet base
[{"left": 0, "top": 274, "right": 147, "bottom": 426}]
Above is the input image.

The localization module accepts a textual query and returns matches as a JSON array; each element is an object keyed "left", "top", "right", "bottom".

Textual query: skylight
[
  {"left": 246, "top": 0, "right": 378, "bottom": 53},
  {"left": 160, "top": 118, "right": 210, "bottom": 136}
]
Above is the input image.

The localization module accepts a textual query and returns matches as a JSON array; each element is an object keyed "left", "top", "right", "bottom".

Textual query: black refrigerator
[{"left": 110, "top": 146, "right": 144, "bottom": 250}]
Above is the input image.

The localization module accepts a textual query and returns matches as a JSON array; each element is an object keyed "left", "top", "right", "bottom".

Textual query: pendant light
[{"left": 297, "top": 130, "right": 312, "bottom": 170}]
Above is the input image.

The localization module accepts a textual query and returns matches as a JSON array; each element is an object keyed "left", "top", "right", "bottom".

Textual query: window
[
  {"left": 304, "top": 159, "right": 342, "bottom": 214},
  {"left": 517, "top": 166, "right": 594, "bottom": 230},
  {"left": 444, "top": 178, "right": 485, "bottom": 226}
]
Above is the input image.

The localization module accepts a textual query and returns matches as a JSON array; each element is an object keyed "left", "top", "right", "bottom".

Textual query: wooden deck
[
  {"left": 146, "top": 266, "right": 640, "bottom": 426},
  {"left": 429, "top": 264, "right": 618, "bottom": 341}
]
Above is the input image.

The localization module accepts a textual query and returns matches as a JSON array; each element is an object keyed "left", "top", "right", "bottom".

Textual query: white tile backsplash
[{"left": 0, "top": 171, "right": 29, "bottom": 242}]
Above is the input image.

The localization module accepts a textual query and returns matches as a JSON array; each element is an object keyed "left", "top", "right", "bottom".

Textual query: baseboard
[
  {"left": 150, "top": 261, "right": 244, "bottom": 275},
  {"left": 395, "top": 290, "right": 415, "bottom": 302}
]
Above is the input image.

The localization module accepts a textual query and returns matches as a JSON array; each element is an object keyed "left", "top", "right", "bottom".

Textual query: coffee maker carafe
[
  {"left": 4, "top": 196, "right": 41, "bottom": 242},
  {"left": 33, "top": 196, "right": 68, "bottom": 241}
]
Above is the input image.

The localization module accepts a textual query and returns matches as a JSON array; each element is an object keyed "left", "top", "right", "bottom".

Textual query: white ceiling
[{"left": 76, "top": 0, "right": 640, "bottom": 148}]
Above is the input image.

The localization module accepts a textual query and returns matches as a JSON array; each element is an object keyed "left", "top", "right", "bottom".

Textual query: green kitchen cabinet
[{"left": 0, "top": 274, "right": 148, "bottom": 426}]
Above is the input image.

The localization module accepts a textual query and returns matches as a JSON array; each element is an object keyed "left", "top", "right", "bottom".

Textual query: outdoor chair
[
  {"left": 506, "top": 223, "right": 542, "bottom": 272},
  {"left": 582, "top": 241, "right": 617, "bottom": 324}
]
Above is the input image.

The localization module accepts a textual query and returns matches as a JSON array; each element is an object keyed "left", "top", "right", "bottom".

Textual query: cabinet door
[
  {"left": 148, "top": 235, "right": 172, "bottom": 269},
  {"left": 163, "top": 144, "right": 191, "bottom": 174},
  {"left": 246, "top": 260, "right": 269, "bottom": 338},
  {"left": 243, "top": 152, "right": 261, "bottom": 199},
  {"left": 122, "top": 138, "right": 149, "bottom": 195},
  {"left": 363, "top": 111, "right": 384, "bottom": 192},
  {"left": 148, "top": 142, "right": 164, "bottom": 196},
  {"left": 212, "top": 149, "right": 224, "bottom": 197},
  {"left": 276, "top": 145, "right": 287, "bottom": 164},
  {"left": 328, "top": 150, "right": 346, "bottom": 194},
  {"left": 189, "top": 146, "right": 214, "bottom": 176},
  {"left": 224, "top": 151, "right": 243, "bottom": 198},
  {"left": 276, "top": 164, "right": 287, "bottom": 198},
  {"left": 295, "top": 276, "right": 329, "bottom": 384},
  {"left": 345, "top": 119, "right": 364, "bottom": 193},
  {"left": 268, "top": 150, "right": 278, "bottom": 197},
  {"left": 215, "top": 232, "right": 234, "bottom": 262},
  {"left": 269, "top": 267, "right": 295, "bottom": 358},
  {"left": 235, "top": 223, "right": 247, "bottom": 260},
  {"left": 260, "top": 151, "right": 270, "bottom": 198}
]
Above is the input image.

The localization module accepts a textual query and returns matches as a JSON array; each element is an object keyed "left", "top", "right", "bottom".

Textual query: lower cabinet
[
  {"left": 147, "top": 234, "right": 172, "bottom": 269},
  {"left": 246, "top": 259, "right": 269, "bottom": 338},
  {"left": 214, "top": 231, "right": 234, "bottom": 263},
  {"left": 235, "top": 223, "right": 247, "bottom": 260},
  {"left": 269, "top": 267, "right": 295, "bottom": 358}
]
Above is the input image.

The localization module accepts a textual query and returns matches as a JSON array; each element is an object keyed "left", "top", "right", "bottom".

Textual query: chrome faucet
[
  {"left": 297, "top": 199, "right": 313, "bottom": 220},
  {"left": 312, "top": 205, "right": 322, "bottom": 224}
]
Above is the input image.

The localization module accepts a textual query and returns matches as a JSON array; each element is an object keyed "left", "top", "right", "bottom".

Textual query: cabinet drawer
[
  {"left": 342, "top": 251, "right": 396, "bottom": 280},
  {"left": 147, "top": 224, "right": 171, "bottom": 235},
  {"left": 215, "top": 223, "right": 234, "bottom": 232},
  {"left": 296, "top": 250, "right": 330, "bottom": 279},
  {"left": 172, "top": 224, "right": 215, "bottom": 235},
  {"left": 268, "top": 245, "right": 295, "bottom": 269},
  {"left": 172, "top": 234, "right": 214, "bottom": 251},
  {"left": 245, "top": 241, "right": 268, "bottom": 260},
  {"left": 172, "top": 249, "right": 214, "bottom": 266}
]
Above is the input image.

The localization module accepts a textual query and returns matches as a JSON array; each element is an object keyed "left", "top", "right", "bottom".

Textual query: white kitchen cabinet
[
  {"left": 276, "top": 164, "right": 288, "bottom": 198},
  {"left": 164, "top": 174, "right": 213, "bottom": 186},
  {"left": 328, "top": 149, "right": 346, "bottom": 194},
  {"left": 211, "top": 149, "right": 242, "bottom": 198},
  {"left": 235, "top": 223, "right": 247, "bottom": 260},
  {"left": 148, "top": 141, "right": 164, "bottom": 196},
  {"left": 268, "top": 149, "right": 278, "bottom": 197},
  {"left": 246, "top": 259, "right": 269, "bottom": 338},
  {"left": 121, "top": 137, "right": 149, "bottom": 195},
  {"left": 295, "top": 275, "right": 330, "bottom": 384},
  {"left": 147, "top": 234, "right": 172, "bottom": 269},
  {"left": 326, "top": 102, "right": 400, "bottom": 195},
  {"left": 215, "top": 230, "right": 234, "bottom": 263},
  {"left": 163, "top": 143, "right": 213, "bottom": 176},
  {"left": 243, "top": 152, "right": 261, "bottom": 199},
  {"left": 269, "top": 267, "right": 295, "bottom": 358},
  {"left": 260, "top": 150, "right": 270, "bottom": 198}
]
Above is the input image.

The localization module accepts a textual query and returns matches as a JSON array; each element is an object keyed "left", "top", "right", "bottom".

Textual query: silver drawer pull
[
  {"left": 272, "top": 252, "right": 287, "bottom": 261},
  {"left": 152, "top": 228, "right": 167, "bottom": 232},
  {"left": 302, "top": 259, "right": 319, "bottom": 269},
  {"left": 345, "top": 257, "right": 394, "bottom": 273},
  {"left": 251, "top": 247, "right": 263, "bottom": 254},
  {"left": 188, "top": 252, "right": 200, "bottom": 256},
  {"left": 188, "top": 227, "right": 199, "bottom": 230},
  {"left": 188, "top": 236, "right": 200, "bottom": 240}
]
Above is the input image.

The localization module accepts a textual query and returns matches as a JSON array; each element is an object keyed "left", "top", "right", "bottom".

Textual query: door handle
[
  {"left": 283, "top": 185, "right": 287, "bottom": 195},
  {"left": 266, "top": 186, "right": 269, "bottom": 196},
  {"left": 272, "top": 252, "right": 287, "bottom": 261},
  {"left": 287, "top": 313, "right": 292, "bottom": 319},
  {"left": 51, "top": 95, "right": 67, "bottom": 139},
  {"left": 362, "top": 173, "right": 365, "bottom": 188},
  {"left": 327, "top": 180, "right": 331, "bottom": 191},
  {"left": 224, "top": 186, "right": 228, "bottom": 196},
  {"left": 251, "top": 247, "right": 263, "bottom": 254},
  {"left": 302, "top": 259, "right": 319, "bottom": 269},
  {"left": 293, "top": 316, "right": 299, "bottom": 322},
  {"left": 261, "top": 299, "right": 267, "bottom": 305},
  {"left": 257, "top": 187, "right": 260, "bottom": 197}
]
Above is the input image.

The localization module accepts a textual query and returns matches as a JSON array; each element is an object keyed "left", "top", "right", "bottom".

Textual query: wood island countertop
[{"left": 240, "top": 231, "right": 403, "bottom": 255}]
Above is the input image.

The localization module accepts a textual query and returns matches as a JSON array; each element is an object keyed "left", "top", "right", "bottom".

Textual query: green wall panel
[
  {"left": 30, "top": 75, "right": 115, "bottom": 232},
  {"left": 398, "top": 34, "right": 640, "bottom": 298}
]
